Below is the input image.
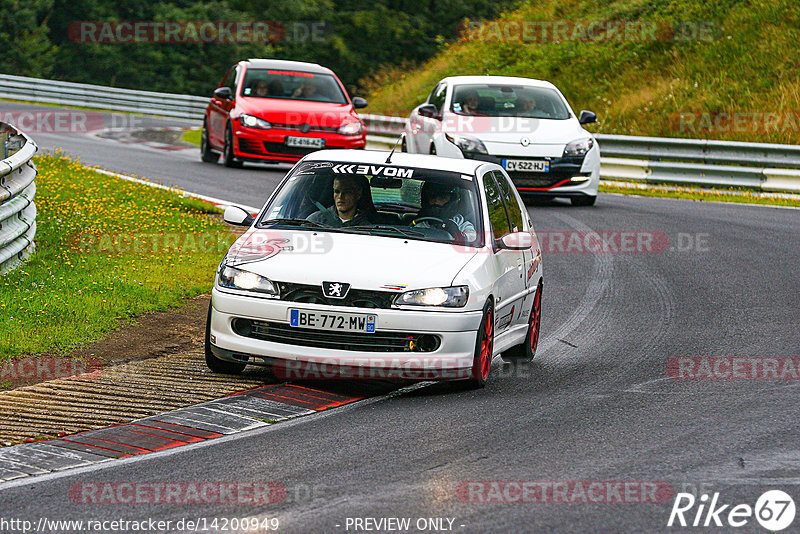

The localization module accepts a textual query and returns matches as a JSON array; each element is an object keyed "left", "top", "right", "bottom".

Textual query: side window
[
  {"left": 493, "top": 171, "right": 525, "bottom": 232},
  {"left": 429, "top": 83, "right": 448, "bottom": 112},
  {"left": 223, "top": 66, "right": 239, "bottom": 94},
  {"left": 427, "top": 83, "right": 440, "bottom": 104},
  {"left": 483, "top": 172, "right": 511, "bottom": 241}
]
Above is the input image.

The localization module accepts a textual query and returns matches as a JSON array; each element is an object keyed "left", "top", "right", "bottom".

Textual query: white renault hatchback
[
  {"left": 403, "top": 75, "right": 600, "bottom": 206},
  {"left": 206, "top": 149, "right": 543, "bottom": 388}
]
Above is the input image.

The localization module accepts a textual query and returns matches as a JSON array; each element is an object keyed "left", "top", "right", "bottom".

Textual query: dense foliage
[{"left": 1, "top": 0, "right": 516, "bottom": 96}]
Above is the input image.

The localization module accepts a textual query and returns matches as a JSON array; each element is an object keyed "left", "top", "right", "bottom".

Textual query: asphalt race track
[{"left": 2, "top": 102, "right": 800, "bottom": 533}]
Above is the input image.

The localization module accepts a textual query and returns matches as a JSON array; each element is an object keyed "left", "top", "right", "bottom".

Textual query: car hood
[
  {"left": 223, "top": 228, "right": 479, "bottom": 290},
  {"left": 237, "top": 98, "right": 358, "bottom": 127},
  {"left": 443, "top": 113, "right": 586, "bottom": 146}
]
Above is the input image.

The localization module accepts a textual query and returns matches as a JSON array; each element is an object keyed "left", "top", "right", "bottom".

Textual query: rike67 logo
[{"left": 668, "top": 490, "right": 796, "bottom": 531}]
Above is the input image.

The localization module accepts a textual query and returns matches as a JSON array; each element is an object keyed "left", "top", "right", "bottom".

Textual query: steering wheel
[
  {"left": 412, "top": 217, "right": 446, "bottom": 228},
  {"left": 412, "top": 217, "right": 465, "bottom": 242}
]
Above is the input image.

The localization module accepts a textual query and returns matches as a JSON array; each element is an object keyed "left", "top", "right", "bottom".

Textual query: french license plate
[
  {"left": 286, "top": 136, "right": 324, "bottom": 148},
  {"left": 289, "top": 309, "right": 376, "bottom": 333},
  {"left": 504, "top": 159, "right": 550, "bottom": 172}
]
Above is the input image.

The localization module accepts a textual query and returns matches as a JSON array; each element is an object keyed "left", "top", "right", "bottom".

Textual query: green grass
[
  {"left": 181, "top": 128, "right": 201, "bottom": 147},
  {"left": 363, "top": 0, "right": 800, "bottom": 145},
  {"left": 599, "top": 182, "right": 800, "bottom": 207},
  {"left": 0, "top": 153, "right": 237, "bottom": 360}
]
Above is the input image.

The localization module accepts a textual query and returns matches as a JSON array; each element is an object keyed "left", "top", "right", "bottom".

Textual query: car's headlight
[
  {"left": 445, "top": 134, "right": 488, "bottom": 154},
  {"left": 338, "top": 121, "right": 363, "bottom": 135},
  {"left": 239, "top": 114, "right": 272, "bottom": 129},
  {"left": 564, "top": 137, "right": 594, "bottom": 156},
  {"left": 395, "top": 286, "right": 469, "bottom": 307},
  {"left": 217, "top": 265, "right": 279, "bottom": 297}
]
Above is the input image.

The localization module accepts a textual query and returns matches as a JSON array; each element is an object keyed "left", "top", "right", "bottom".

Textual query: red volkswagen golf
[{"left": 201, "top": 59, "right": 368, "bottom": 167}]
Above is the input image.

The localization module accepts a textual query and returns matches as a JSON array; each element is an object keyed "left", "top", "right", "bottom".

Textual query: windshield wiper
[
  {"left": 259, "top": 218, "right": 332, "bottom": 229},
  {"left": 346, "top": 225, "right": 426, "bottom": 238}
]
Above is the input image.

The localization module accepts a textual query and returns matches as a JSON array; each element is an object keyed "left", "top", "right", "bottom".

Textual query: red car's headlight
[
  {"left": 338, "top": 121, "right": 363, "bottom": 135},
  {"left": 240, "top": 114, "right": 272, "bottom": 129}
]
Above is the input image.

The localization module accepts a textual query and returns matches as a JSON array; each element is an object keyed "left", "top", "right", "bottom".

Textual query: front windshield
[
  {"left": 450, "top": 84, "right": 571, "bottom": 120},
  {"left": 257, "top": 160, "right": 484, "bottom": 247},
  {"left": 240, "top": 68, "right": 348, "bottom": 104}
]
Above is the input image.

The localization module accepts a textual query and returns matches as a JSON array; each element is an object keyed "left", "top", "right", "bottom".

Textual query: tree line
[{"left": 2, "top": 0, "right": 516, "bottom": 96}]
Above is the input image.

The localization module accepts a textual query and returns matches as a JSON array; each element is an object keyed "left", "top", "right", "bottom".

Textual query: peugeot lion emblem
[{"left": 322, "top": 281, "right": 350, "bottom": 299}]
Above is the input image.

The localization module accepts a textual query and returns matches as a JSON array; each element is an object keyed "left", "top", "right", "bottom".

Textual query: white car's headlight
[
  {"left": 338, "top": 121, "right": 363, "bottom": 135},
  {"left": 564, "top": 137, "right": 594, "bottom": 156},
  {"left": 218, "top": 265, "right": 279, "bottom": 297},
  {"left": 395, "top": 286, "right": 469, "bottom": 307},
  {"left": 445, "top": 134, "right": 488, "bottom": 154},
  {"left": 239, "top": 114, "right": 272, "bottom": 129}
]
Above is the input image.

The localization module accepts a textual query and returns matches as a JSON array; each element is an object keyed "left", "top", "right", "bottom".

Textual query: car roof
[
  {"left": 242, "top": 58, "right": 333, "bottom": 75},
  {"left": 440, "top": 75, "right": 557, "bottom": 89},
  {"left": 304, "top": 150, "right": 489, "bottom": 175}
]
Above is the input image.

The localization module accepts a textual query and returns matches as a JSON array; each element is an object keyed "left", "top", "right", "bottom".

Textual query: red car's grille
[{"left": 271, "top": 123, "right": 339, "bottom": 133}]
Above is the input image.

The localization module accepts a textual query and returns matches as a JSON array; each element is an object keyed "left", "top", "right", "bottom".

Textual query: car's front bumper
[
  {"left": 209, "top": 288, "right": 483, "bottom": 379},
  {"left": 233, "top": 127, "right": 366, "bottom": 163}
]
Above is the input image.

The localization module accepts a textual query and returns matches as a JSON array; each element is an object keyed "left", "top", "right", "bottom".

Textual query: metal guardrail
[
  {"left": 0, "top": 122, "right": 37, "bottom": 274},
  {"left": 1, "top": 74, "right": 798, "bottom": 192},
  {"left": 0, "top": 73, "right": 207, "bottom": 120},
  {"left": 359, "top": 116, "right": 800, "bottom": 193}
]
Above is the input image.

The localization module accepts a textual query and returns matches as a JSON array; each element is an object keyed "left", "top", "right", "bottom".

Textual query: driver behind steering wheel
[{"left": 412, "top": 181, "right": 477, "bottom": 243}]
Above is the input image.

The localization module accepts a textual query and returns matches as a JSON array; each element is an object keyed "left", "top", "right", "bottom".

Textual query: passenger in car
[
  {"left": 307, "top": 175, "right": 375, "bottom": 227},
  {"left": 455, "top": 90, "right": 481, "bottom": 115},
  {"left": 413, "top": 182, "right": 477, "bottom": 242},
  {"left": 292, "top": 80, "right": 319, "bottom": 99},
  {"left": 253, "top": 80, "right": 270, "bottom": 97}
]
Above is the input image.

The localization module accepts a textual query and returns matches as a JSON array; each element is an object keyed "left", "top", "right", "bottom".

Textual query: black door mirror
[
  {"left": 578, "top": 110, "right": 597, "bottom": 125},
  {"left": 418, "top": 104, "right": 439, "bottom": 119},
  {"left": 214, "top": 87, "right": 233, "bottom": 100},
  {"left": 352, "top": 97, "right": 368, "bottom": 109}
]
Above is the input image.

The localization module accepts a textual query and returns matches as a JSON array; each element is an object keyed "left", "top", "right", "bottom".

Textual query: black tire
[
  {"left": 222, "top": 124, "right": 243, "bottom": 168},
  {"left": 429, "top": 143, "right": 437, "bottom": 155},
  {"left": 502, "top": 280, "right": 542, "bottom": 363},
  {"left": 200, "top": 121, "right": 219, "bottom": 163},
  {"left": 465, "top": 300, "right": 494, "bottom": 389},
  {"left": 205, "top": 304, "right": 246, "bottom": 374},
  {"left": 571, "top": 195, "right": 596, "bottom": 207}
]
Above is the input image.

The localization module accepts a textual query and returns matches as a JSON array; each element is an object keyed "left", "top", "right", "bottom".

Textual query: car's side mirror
[
  {"left": 214, "top": 87, "right": 233, "bottom": 100},
  {"left": 418, "top": 104, "right": 439, "bottom": 119},
  {"left": 578, "top": 110, "right": 597, "bottom": 125},
  {"left": 223, "top": 205, "right": 255, "bottom": 227},
  {"left": 497, "top": 232, "right": 532, "bottom": 250},
  {"left": 352, "top": 97, "right": 368, "bottom": 109}
]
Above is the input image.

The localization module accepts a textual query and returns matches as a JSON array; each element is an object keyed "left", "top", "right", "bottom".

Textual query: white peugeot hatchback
[
  {"left": 206, "top": 149, "right": 543, "bottom": 388},
  {"left": 403, "top": 75, "right": 600, "bottom": 206}
]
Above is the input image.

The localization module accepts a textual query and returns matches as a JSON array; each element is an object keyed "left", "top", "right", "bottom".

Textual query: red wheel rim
[
  {"left": 480, "top": 308, "right": 493, "bottom": 380},
  {"left": 530, "top": 284, "right": 542, "bottom": 353}
]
